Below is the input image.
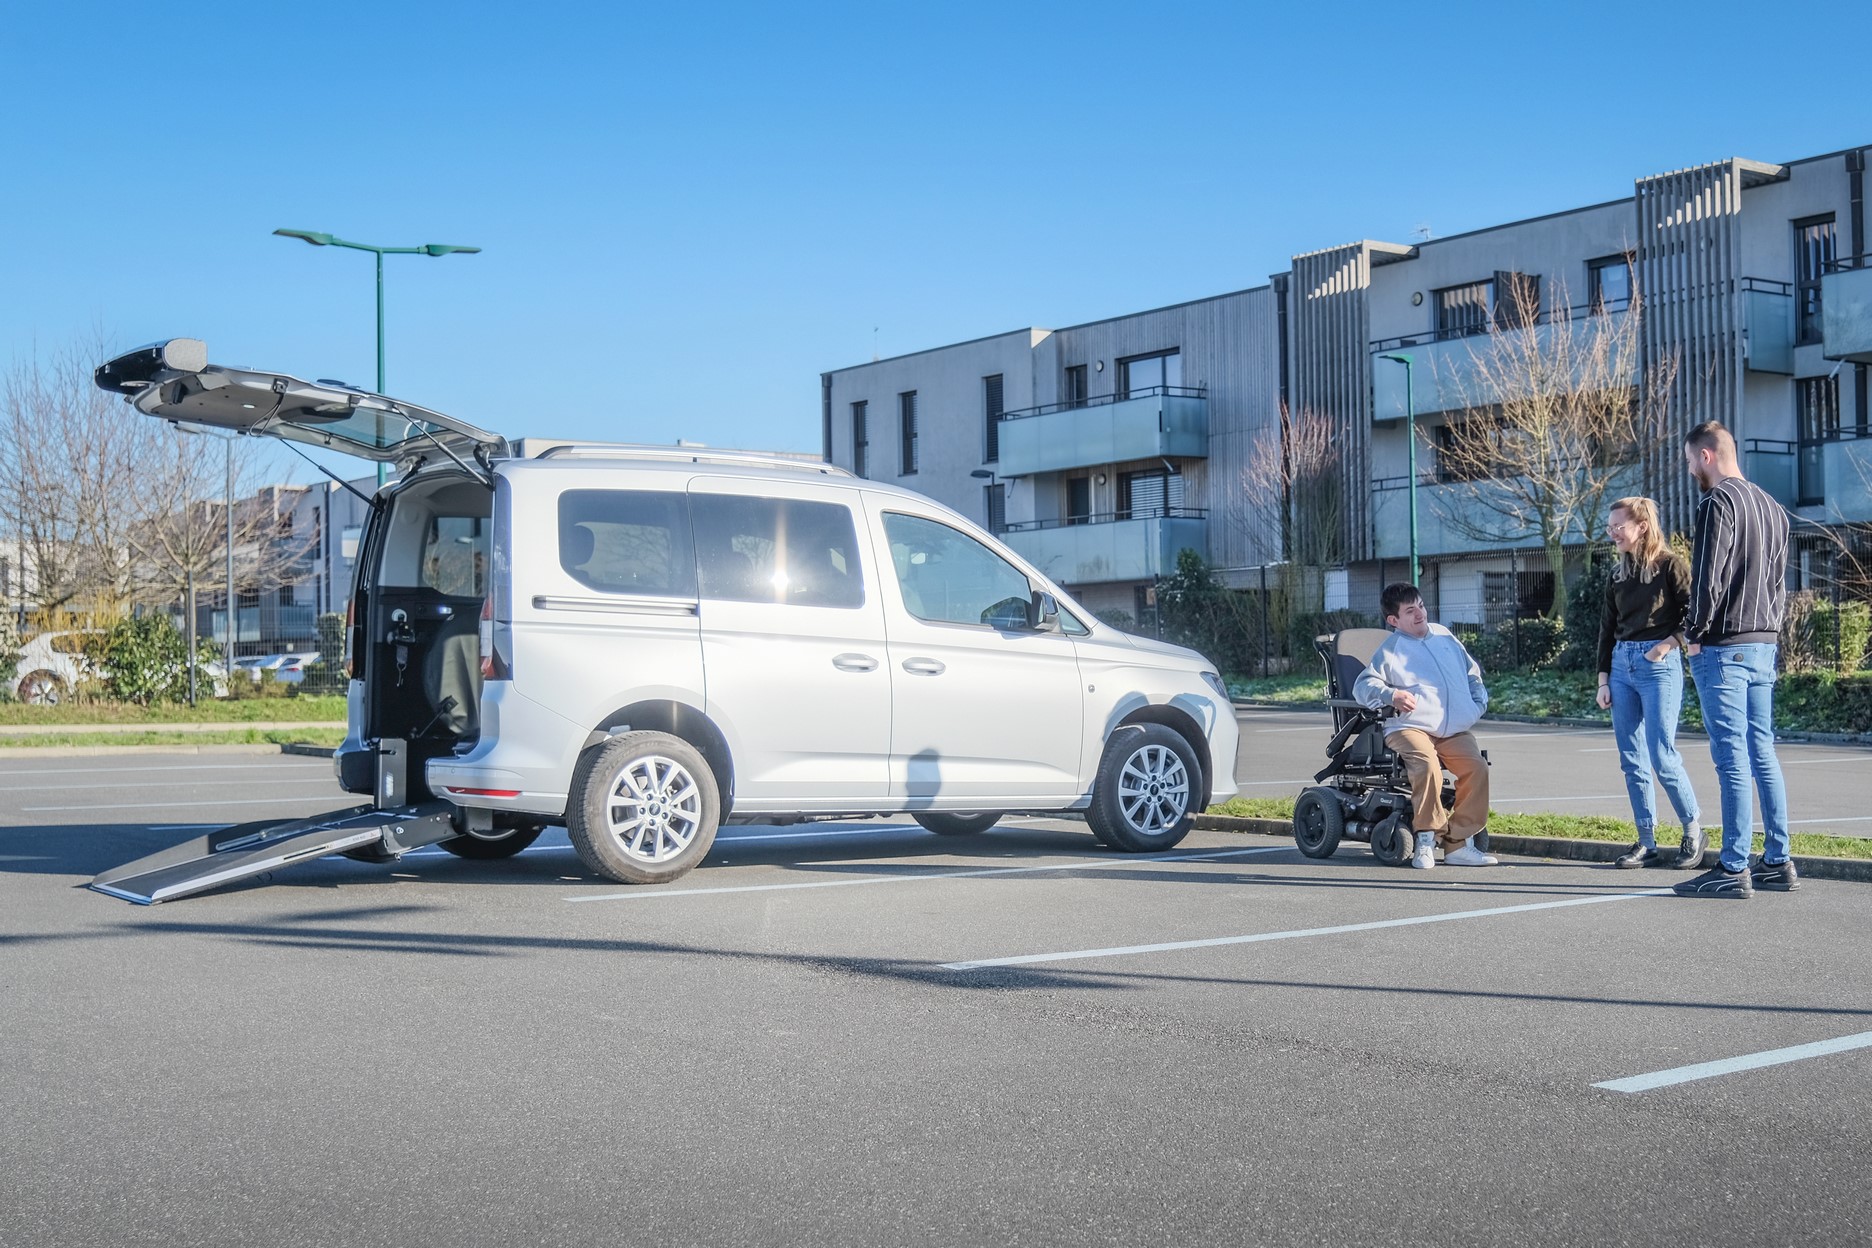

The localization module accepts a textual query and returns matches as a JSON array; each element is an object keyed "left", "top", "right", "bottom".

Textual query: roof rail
[{"left": 532, "top": 443, "right": 851, "bottom": 476}]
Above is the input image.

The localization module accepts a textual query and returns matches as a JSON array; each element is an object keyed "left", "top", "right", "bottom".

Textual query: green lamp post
[
  {"left": 1378, "top": 352, "right": 1420, "bottom": 586},
  {"left": 272, "top": 229, "right": 481, "bottom": 485}
]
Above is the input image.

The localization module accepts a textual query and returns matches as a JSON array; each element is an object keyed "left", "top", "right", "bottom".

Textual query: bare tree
[
  {"left": 1425, "top": 279, "right": 1677, "bottom": 623},
  {"left": 1241, "top": 406, "right": 1347, "bottom": 656}
]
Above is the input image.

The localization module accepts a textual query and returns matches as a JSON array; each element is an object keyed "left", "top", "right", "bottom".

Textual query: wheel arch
[{"left": 582, "top": 699, "right": 736, "bottom": 817}]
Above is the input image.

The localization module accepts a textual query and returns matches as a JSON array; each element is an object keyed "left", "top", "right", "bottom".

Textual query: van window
[
  {"left": 693, "top": 495, "right": 864, "bottom": 608},
  {"left": 558, "top": 490, "right": 696, "bottom": 597},
  {"left": 420, "top": 516, "right": 489, "bottom": 597},
  {"left": 882, "top": 513, "right": 1032, "bottom": 628}
]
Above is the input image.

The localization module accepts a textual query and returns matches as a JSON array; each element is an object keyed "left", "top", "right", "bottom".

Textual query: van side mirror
[{"left": 1028, "top": 591, "right": 1060, "bottom": 633}]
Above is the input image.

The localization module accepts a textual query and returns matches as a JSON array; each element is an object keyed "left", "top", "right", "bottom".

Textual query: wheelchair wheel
[
  {"left": 1370, "top": 817, "right": 1415, "bottom": 867},
  {"left": 1293, "top": 788, "right": 1344, "bottom": 859}
]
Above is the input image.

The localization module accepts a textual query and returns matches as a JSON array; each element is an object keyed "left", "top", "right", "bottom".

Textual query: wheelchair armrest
[{"left": 1326, "top": 698, "right": 1393, "bottom": 719}]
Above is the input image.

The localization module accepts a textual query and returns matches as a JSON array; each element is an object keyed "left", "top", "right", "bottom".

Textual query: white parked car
[
  {"left": 13, "top": 631, "right": 96, "bottom": 704},
  {"left": 96, "top": 339, "right": 1239, "bottom": 886}
]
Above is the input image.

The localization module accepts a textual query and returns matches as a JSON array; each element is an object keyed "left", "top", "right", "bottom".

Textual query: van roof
[{"left": 495, "top": 449, "right": 952, "bottom": 509}]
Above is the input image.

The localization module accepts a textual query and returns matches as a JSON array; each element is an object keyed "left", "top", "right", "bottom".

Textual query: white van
[{"left": 94, "top": 340, "right": 1238, "bottom": 891}]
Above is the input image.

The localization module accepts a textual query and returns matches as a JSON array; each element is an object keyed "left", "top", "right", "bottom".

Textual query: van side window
[
  {"left": 882, "top": 513, "right": 1032, "bottom": 628},
  {"left": 558, "top": 490, "right": 696, "bottom": 597},
  {"left": 420, "top": 516, "right": 489, "bottom": 597},
  {"left": 692, "top": 495, "right": 864, "bottom": 608}
]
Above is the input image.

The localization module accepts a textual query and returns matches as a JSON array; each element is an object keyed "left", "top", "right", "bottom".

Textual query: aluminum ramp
[{"left": 90, "top": 802, "right": 459, "bottom": 905}]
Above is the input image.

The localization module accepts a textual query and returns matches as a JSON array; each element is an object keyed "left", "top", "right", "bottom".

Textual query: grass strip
[
  {"left": 0, "top": 696, "right": 349, "bottom": 726},
  {"left": 0, "top": 728, "right": 348, "bottom": 750},
  {"left": 1205, "top": 796, "right": 1872, "bottom": 860}
]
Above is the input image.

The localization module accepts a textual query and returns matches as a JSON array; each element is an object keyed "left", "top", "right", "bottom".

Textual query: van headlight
[{"left": 1200, "top": 671, "right": 1229, "bottom": 701}]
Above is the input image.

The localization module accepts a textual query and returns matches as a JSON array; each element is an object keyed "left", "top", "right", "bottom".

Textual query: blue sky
[{"left": 3, "top": 0, "right": 1865, "bottom": 478}]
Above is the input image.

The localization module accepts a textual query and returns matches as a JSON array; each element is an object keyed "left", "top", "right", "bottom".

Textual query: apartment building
[{"left": 820, "top": 143, "right": 1872, "bottom": 627}]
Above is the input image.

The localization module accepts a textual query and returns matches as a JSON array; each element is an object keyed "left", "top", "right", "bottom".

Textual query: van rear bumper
[{"left": 425, "top": 682, "right": 581, "bottom": 819}]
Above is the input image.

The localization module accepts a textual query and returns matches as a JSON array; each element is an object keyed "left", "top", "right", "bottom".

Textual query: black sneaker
[
  {"left": 1673, "top": 866, "right": 1754, "bottom": 899},
  {"left": 1615, "top": 842, "right": 1662, "bottom": 869},
  {"left": 1670, "top": 828, "right": 1706, "bottom": 870},
  {"left": 1750, "top": 857, "right": 1801, "bottom": 892}
]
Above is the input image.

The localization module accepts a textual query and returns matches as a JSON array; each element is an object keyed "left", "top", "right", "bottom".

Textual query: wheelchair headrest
[{"left": 1333, "top": 628, "right": 1395, "bottom": 666}]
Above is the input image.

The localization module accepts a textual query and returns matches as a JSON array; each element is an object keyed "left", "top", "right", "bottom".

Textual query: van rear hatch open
[{"left": 94, "top": 338, "right": 507, "bottom": 467}]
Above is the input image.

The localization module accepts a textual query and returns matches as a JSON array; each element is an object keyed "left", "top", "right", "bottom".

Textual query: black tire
[
  {"left": 567, "top": 732, "right": 720, "bottom": 885},
  {"left": 440, "top": 823, "right": 546, "bottom": 859},
  {"left": 1088, "top": 723, "right": 1201, "bottom": 853},
  {"left": 1370, "top": 816, "right": 1415, "bottom": 867},
  {"left": 1293, "top": 788, "right": 1345, "bottom": 859},
  {"left": 912, "top": 812, "right": 1002, "bottom": 837}
]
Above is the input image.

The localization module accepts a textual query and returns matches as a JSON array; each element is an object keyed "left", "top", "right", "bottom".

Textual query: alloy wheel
[{"left": 604, "top": 754, "right": 704, "bottom": 863}]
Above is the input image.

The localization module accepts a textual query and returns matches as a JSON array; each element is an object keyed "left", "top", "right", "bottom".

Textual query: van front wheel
[
  {"left": 568, "top": 732, "right": 720, "bottom": 885},
  {"left": 1089, "top": 724, "right": 1200, "bottom": 853}
]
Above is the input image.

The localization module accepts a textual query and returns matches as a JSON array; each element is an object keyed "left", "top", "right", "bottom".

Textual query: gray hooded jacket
[{"left": 1352, "top": 623, "right": 1490, "bottom": 739}]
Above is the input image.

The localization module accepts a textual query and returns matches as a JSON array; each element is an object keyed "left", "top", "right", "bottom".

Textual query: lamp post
[
  {"left": 1378, "top": 352, "right": 1420, "bottom": 586},
  {"left": 272, "top": 229, "right": 481, "bottom": 486}
]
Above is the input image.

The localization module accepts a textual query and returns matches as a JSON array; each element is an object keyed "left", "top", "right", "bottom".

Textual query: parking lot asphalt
[
  {"left": 1235, "top": 706, "right": 1872, "bottom": 838},
  {"left": 2, "top": 750, "right": 1869, "bottom": 1248}
]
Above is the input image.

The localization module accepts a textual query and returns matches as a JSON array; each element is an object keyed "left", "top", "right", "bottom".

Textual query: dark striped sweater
[{"left": 1686, "top": 475, "right": 1789, "bottom": 646}]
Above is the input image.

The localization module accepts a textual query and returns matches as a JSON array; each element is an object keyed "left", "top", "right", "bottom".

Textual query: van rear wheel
[
  {"left": 568, "top": 732, "right": 719, "bottom": 885},
  {"left": 912, "top": 812, "right": 1002, "bottom": 836},
  {"left": 1089, "top": 724, "right": 1200, "bottom": 853},
  {"left": 440, "top": 823, "right": 546, "bottom": 860}
]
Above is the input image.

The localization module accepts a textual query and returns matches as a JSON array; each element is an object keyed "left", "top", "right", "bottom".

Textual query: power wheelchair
[{"left": 1292, "top": 628, "right": 1487, "bottom": 867}]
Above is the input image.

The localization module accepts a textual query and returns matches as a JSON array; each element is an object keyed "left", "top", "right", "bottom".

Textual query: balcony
[
  {"left": 1369, "top": 464, "right": 1639, "bottom": 560},
  {"left": 1821, "top": 257, "right": 1872, "bottom": 364},
  {"left": 1742, "top": 277, "right": 1794, "bottom": 374},
  {"left": 996, "top": 386, "right": 1208, "bottom": 478},
  {"left": 1001, "top": 509, "right": 1209, "bottom": 585},
  {"left": 1755, "top": 433, "right": 1872, "bottom": 521},
  {"left": 1371, "top": 300, "right": 1636, "bottom": 420}
]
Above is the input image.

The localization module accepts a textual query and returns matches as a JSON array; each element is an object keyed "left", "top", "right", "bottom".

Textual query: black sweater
[
  {"left": 1687, "top": 476, "right": 1789, "bottom": 646},
  {"left": 1596, "top": 553, "right": 1691, "bottom": 675}
]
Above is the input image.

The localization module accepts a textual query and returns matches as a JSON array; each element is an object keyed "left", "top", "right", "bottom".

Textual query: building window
[
  {"left": 1118, "top": 468, "right": 1185, "bottom": 519},
  {"left": 1118, "top": 350, "right": 1182, "bottom": 399},
  {"left": 278, "top": 584, "right": 294, "bottom": 607},
  {"left": 1066, "top": 477, "right": 1091, "bottom": 526},
  {"left": 850, "top": 401, "right": 868, "bottom": 478},
  {"left": 1064, "top": 364, "right": 1088, "bottom": 408},
  {"left": 983, "top": 374, "right": 1003, "bottom": 463},
  {"left": 1796, "top": 374, "right": 1841, "bottom": 505},
  {"left": 899, "top": 391, "right": 918, "bottom": 475},
  {"left": 984, "top": 483, "right": 1006, "bottom": 535},
  {"left": 1482, "top": 569, "right": 1555, "bottom": 628},
  {"left": 1588, "top": 254, "right": 1633, "bottom": 313},
  {"left": 1795, "top": 215, "right": 1837, "bottom": 346},
  {"left": 1435, "top": 281, "right": 1494, "bottom": 340}
]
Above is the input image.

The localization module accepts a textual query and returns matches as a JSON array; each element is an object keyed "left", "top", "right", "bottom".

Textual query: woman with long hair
[{"left": 1595, "top": 496, "right": 1703, "bottom": 869}]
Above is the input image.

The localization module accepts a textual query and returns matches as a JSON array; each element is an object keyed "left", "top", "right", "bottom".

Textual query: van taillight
[
  {"left": 479, "top": 596, "right": 509, "bottom": 680},
  {"left": 343, "top": 598, "right": 357, "bottom": 680}
]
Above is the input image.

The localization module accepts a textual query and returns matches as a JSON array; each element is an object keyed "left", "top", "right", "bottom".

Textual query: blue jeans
[
  {"left": 1608, "top": 640, "right": 1700, "bottom": 838},
  {"left": 1689, "top": 643, "right": 1790, "bottom": 871}
]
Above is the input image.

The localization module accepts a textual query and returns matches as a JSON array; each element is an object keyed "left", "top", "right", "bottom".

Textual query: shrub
[
  {"left": 0, "top": 610, "right": 18, "bottom": 701},
  {"left": 98, "top": 614, "right": 219, "bottom": 705},
  {"left": 1289, "top": 610, "right": 1375, "bottom": 663},
  {"left": 1156, "top": 549, "right": 1262, "bottom": 674},
  {"left": 297, "top": 612, "right": 349, "bottom": 695},
  {"left": 1806, "top": 600, "right": 1871, "bottom": 675},
  {"left": 1559, "top": 552, "right": 1614, "bottom": 671},
  {"left": 1091, "top": 608, "right": 1136, "bottom": 632}
]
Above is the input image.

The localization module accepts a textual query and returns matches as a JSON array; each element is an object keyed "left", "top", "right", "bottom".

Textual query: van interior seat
[{"left": 423, "top": 609, "right": 482, "bottom": 737}]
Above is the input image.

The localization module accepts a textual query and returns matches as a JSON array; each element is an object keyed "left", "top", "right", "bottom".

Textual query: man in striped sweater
[{"left": 1674, "top": 421, "right": 1795, "bottom": 901}]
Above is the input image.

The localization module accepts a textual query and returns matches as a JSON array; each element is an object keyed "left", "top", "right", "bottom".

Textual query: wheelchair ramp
[{"left": 90, "top": 804, "right": 451, "bottom": 905}]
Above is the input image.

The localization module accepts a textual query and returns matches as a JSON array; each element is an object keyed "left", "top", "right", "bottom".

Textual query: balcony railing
[
  {"left": 1003, "top": 505, "right": 1208, "bottom": 533},
  {"left": 996, "top": 386, "right": 1209, "bottom": 477},
  {"left": 1370, "top": 295, "right": 1632, "bottom": 355},
  {"left": 1000, "top": 509, "right": 1209, "bottom": 585},
  {"left": 997, "top": 385, "right": 1207, "bottom": 421},
  {"left": 1821, "top": 255, "right": 1872, "bottom": 364}
]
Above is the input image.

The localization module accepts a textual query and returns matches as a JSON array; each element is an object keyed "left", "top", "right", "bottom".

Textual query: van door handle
[
  {"left": 831, "top": 653, "right": 878, "bottom": 672},
  {"left": 901, "top": 657, "right": 946, "bottom": 676}
]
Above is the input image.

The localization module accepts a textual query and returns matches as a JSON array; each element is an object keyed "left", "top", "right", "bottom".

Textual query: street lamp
[
  {"left": 1378, "top": 353, "right": 1420, "bottom": 586},
  {"left": 272, "top": 228, "right": 481, "bottom": 485}
]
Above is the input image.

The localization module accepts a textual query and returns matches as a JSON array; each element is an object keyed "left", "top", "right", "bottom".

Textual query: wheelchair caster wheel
[{"left": 1370, "top": 820, "right": 1415, "bottom": 867}]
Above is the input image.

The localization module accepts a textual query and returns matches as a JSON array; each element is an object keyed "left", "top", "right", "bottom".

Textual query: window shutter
[{"left": 984, "top": 374, "right": 1003, "bottom": 462}]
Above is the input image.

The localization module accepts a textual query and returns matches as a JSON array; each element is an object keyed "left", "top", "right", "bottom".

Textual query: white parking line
[
  {"left": 0, "top": 762, "right": 332, "bottom": 778},
  {"left": 564, "top": 846, "right": 1287, "bottom": 904},
  {"left": 1780, "top": 757, "right": 1872, "bottom": 765},
  {"left": 23, "top": 796, "right": 352, "bottom": 813},
  {"left": 940, "top": 887, "right": 1672, "bottom": 971},
  {"left": 1594, "top": 1030, "right": 1872, "bottom": 1094},
  {"left": 1492, "top": 794, "right": 1627, "bottom": 803},
  {"left": 1789, "top": 816, "right": 1872, "bottom": 827}
]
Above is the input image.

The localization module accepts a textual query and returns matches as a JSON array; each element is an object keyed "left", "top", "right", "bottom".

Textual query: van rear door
[{"left": 94, "top": 338, "right": 507, "bottom": 467}]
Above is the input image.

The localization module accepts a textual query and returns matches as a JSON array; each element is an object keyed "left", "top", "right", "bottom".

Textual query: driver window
[{"left": 882, "top": 512, "right": 1033, "bottom": 628}]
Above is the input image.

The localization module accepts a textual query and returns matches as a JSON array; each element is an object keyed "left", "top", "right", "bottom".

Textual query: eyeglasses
[{"left": 1606, "top": 521, "right": 1634, "bottom": 534}]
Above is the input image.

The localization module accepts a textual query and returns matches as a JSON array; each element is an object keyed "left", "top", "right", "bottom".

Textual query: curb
[
  {"left": 1230, "top": 700, "right": 1871, "bottom": 747},
  {"left": 1193, "top": 814, "right": 1872, "bottom": 883}
]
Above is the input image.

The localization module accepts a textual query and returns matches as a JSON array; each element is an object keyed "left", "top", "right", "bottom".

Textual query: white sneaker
[
  {"left": 1411, "top": 831, "right": 1436, "bottom": 870},
  {"left": 1445, "top": 837, "right": 1499, "bottom": 867}
]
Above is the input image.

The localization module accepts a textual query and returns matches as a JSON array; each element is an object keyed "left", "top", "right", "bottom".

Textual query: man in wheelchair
[{"left": 1351, "top": 582, "right": 1498, "bottom": 870}]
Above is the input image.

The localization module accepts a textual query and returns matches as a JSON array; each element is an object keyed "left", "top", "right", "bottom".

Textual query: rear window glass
[
  {"left": 420, "top": 516, "right": 489, "bottom": 597},
  {"left": 692, "top": 495, "right": 864, "bottom": 608},
  {"left": 558, "top": 490, "right": 696, "bottom": 597}
]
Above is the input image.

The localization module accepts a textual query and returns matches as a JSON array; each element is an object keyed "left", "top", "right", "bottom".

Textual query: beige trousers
[{"left": 1388, "top": 728, "right": 1489, "bottom": 849}]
